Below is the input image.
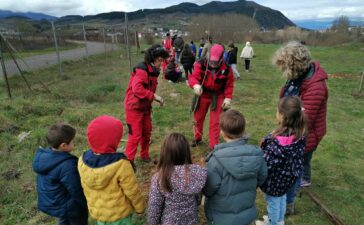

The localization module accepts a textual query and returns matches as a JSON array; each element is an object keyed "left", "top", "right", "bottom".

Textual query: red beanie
[{"left": 87, "top": 115, "right": 123, "bottom": 154}]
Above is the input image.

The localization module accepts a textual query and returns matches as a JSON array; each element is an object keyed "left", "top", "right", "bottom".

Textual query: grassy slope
[{"left": 0, "top": 43, "right": 363, "bottom": 225}]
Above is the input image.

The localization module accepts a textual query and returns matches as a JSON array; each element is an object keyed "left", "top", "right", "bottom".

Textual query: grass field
[{"left": 0, "top": 42, "right": 363, "bottom": 225}]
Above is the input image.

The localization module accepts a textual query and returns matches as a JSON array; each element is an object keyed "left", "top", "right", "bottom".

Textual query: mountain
[
  {"left": 0, "top": 10, "right": 57, "bottom": 20},
  {"left": 58, "top": 0, "right": 295, "bottom": 29}
]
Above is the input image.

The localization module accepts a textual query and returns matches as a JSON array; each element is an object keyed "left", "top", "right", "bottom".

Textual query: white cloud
[{"left": 0, "top": 0, "right": 363, "bottom": 20}]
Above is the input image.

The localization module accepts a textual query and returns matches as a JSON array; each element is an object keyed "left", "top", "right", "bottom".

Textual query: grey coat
[{"left": 203, "top": 138, "right": 267, "bottom": 225}]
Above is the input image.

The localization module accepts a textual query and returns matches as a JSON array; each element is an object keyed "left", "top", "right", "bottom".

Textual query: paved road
[{"left": 1, "top": 41, "right": 116, "bottom": 76}]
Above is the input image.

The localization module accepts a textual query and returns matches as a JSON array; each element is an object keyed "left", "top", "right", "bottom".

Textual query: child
[
  {"left": 227, "top": 42, "right": 240, "bottom": 79},
  {"left": 256, "top": 96, "right": 306, "bottom": 225},
  {"left": 204, "top": 109, "right": 267, "bottom": 225},
  {"left": 198, "top": 43, "right": 204, "bottom": 59},
  {"left": 165, "top": 57, "right": 182, "bottom": 83},
  {"left": 180, "top": 43, "right": 195, "bottom": 80},
  {"left": 33, "top": 123, "right": 88, "bottom": 225},
  {"left": 78, "top": 115, "right": 146, "bottom": 225},
  {"left": 148, "top": 133, "right": 207, "bottom": 225}
]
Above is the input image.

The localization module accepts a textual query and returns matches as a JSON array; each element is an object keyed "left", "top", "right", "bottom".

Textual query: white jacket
[{"left": 240, "top": 43, "right": 254, "bottom": 59}]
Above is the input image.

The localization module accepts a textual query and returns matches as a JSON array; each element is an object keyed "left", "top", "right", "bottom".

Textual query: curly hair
[
  {"left": 273, "top": 41, "right": 311, "bottom": 79},
  {"left": 144, "top": 44, "right": 169, "bottom": 64}
]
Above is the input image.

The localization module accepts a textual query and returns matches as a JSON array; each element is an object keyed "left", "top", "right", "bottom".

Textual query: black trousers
[{"left": 244, "top": 59, "right": 251, "bottom": 70}]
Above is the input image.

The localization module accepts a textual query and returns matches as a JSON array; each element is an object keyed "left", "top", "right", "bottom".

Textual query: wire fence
[{"left": 0, "top": 20, "right": 145, "bottom": 79}]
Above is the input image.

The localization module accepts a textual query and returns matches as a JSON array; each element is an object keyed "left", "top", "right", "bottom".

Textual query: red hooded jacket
[
  {"left": 124, "top": 63, "right": 158, "bottom": 111},
  {"left": 280, "top": 62, "right": 328, "bottom": 152},
  {"left": 189, "top": 60, "right": 234, "bottom": 99}
]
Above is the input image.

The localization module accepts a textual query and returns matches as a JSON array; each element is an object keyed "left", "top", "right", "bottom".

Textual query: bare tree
[{"left": 331, "top": 16, "right": 350, "bottom": 33}]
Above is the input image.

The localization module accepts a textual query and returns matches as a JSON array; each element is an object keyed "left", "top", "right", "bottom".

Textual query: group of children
[{"left": 33, "top": 95, "right": 307, "bottom": 225}]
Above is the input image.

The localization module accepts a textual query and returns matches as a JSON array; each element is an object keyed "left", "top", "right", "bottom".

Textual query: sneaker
[
  {"left": 191, "top": 139, "right": 202, "bottom": 147},
  {"left": 255, "top": 221, "right": 267, "bottom": 225},
  {"left": 286, "top": 203, "right": 294, "bottom": 216},
  {"left": 300, "top": 179, "right": 311, "bottom": 187}
]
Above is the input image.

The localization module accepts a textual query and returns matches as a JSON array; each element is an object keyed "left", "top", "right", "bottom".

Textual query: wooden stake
[
  {"left": 359, "top": 70, "right": 364, "bottom": 93},
  {"left": 0, "top": 36, "right": 12, "bottom": 98}
]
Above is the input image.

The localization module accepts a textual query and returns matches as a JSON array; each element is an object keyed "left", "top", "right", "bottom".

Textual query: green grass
[{"left": 0, "top": 42, "right": 363, "bottom": 225}]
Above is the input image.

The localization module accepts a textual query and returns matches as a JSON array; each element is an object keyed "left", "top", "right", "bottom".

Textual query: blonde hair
[{"left": 273, "top": 41, "right": 311, "bottom": 79}]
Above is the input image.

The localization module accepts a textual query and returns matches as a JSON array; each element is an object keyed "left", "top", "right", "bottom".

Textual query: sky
[{"left": 1, "top": 0, "right": 364, "bottom": 21}]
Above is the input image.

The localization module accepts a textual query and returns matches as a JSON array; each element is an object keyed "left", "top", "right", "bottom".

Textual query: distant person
[
  {"left": 162, "top": 33, "right": 172, "bottom": 53},
  {"left": 33, "top": 123, "right": 88, "bottom": 225},
  {"left": 198, "top": 43, "right": 205, "bottom": 59},
  {"left": 273, "top": 41, "right": 328, "bottom": 214},
  {"left": 204, "top": 109, "right": 267, "bottom": 225},
  {"left": 188, "top": 44, "right": 234, "bottom": 150},
  {"left": 147, "top": 133, "right": 207, "bottom": 225},
  {"left": 256, "top": 96, "right": 306, "bottom": 225},
  {"left": 78, "top": 115, "right": 146, "bottom": 225},
  {"left": 227, "top": 42, "right": 240, "bottom": 79},
  {"left": 190, "top": 40, "right": 197, "bottom": 56},
  {"left": 165, "top": 58, "right": 182, "bottom": 83},
  {"left": 173, "top": 36, "right": 185, "bottom": 63},
  {"left": 201, "top": 36, "right": 212, "bottom": 59},
  {"left": 124, "top": 44, "right": 169, "bottom": 162},
  {"left": 240, "top": 41, "right": 254, "bottom": 72},
  {"left": 181, "top": 43, "right": 196, "bottom": 81}
]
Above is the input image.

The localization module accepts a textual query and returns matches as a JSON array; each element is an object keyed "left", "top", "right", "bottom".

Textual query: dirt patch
[
  {"left": 1, "top": 169, "right": 22, "bottom": 180},
  {"left": 328, "top": 74, "right": 356, "bottom": 79}
]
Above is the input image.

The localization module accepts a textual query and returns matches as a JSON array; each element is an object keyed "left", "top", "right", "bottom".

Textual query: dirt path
[{"left": 1, "top": 41, "right": 117, "bottom": 76}]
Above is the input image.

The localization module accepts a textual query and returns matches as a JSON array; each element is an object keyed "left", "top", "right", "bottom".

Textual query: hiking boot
[
  {"left": 286, "top": 203, "right": 294, "bottom": 216},
  {"left": 140, "top": 157, "right": 152, "bottom": 163},
  {"left": 191, "top": 139, "right": 202, "bottom": 147},
  {"left": 301, "top": 179, "right": 311, "bottom": 187}
]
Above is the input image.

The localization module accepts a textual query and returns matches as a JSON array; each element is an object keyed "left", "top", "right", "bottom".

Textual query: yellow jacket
[{"left": 78, "top": 153, "right": 146, "bottom": 222}]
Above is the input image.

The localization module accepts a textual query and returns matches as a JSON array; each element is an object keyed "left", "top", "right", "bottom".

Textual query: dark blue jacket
[
  {"left": 33, "top": 147, "right": 87, "bottom": 218},
  {"left": 204, "top": 138, "right": 267, "bottom": 225},
  {"left": 260, "top": 134, "right": 305, "bottom": 196}
]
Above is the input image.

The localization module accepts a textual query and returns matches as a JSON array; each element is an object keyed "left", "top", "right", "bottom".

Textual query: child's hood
[
  {"left": 168, "top": 164, "right": 207, "bottom": 195},
  {"left": 212, "top": 138, "right": 264, "bottom": 180},
  {"left": 33, "top": 147, "right": 76, "bottom": 174},
  {"left": 262, "top": 135, "right": 306, "bottom": 158},
  {"left": 78, "top": 151, "right": 129, "bottom": 190},
  {"left": 87, "top": 115, "right": 123, "bottom": 154}
]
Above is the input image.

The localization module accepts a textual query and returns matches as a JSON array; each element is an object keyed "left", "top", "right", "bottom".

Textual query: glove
[
  {"left": 222, "top": 98, "right": 231, "bottom": 110},
  {"left": 193, "top": 84, "right": 203, "bottom": 96},
  {"left": 154, "top": 94, "right": 164, "bottom": 106}
]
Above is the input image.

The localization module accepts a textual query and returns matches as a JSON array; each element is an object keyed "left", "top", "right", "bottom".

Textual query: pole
[
  {"left": 125, "top": 13, "right": 132, "bottom": 73},
  {"left": 135, "top": 31, "right": 140, "bottom": 55},
  {"left": 51, "top": 21, "right": 62, "bottom": 76},
  {"left": 103, "top": 27, "right": 107, "bottom": 56},
  {"left": 359, "top": 70, "right": 364, "bottom": 93},
  {"left": 82, "top": 19, "right": 90, "bottom": 67},
  {"left": 0, "top": 36, "right": 12, "bottom": 98}
]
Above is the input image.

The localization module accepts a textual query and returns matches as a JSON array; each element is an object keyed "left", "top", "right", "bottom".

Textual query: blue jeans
[
  {"left": 286, "top": 173, "right": 302, "bottom": 204},
  {"left": 265, "top": 194, "right": 286, "bottom": 225}
]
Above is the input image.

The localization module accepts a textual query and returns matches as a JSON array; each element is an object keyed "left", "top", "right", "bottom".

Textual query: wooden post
[
  {"left": 0, "top": 36, "right": 12, "bottom": 98},
  {"left": 51, "top": 21, "right": 62, "bottom": 76},
  {"left": 125, "top": 13, "right": 132, "bottom": 73},
  {"left": 135, "top": 31, "right": 140, "bottom": 55},
  {"left": 359, "top": 70, "right": 364, "bottom": 93},
  {"left": 82, "top": 19, "right": 90, "bottom": 67}
]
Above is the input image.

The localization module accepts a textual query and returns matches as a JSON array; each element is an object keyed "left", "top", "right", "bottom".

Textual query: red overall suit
[
  {"left": 124, "top": 62, "right": 159, "bottom": 161},
  {"left": 188, "top": 59, "right": 234, "bottom": 149},
  {"left": 162, "top": 37, "right": 173, "bottom": 74}
]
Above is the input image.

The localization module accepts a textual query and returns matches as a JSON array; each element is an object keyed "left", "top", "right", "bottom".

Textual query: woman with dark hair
[
  {"left": 123, "top": 44, "right": 169, "bottom": 162},
  {"left": 180, "top": 43, "right": 195, "bottom": 81},
  {"left": 147, "top": 133, "right": 207, "bottom": 225}
]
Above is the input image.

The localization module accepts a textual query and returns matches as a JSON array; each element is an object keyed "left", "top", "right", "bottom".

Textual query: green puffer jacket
[{"left": 204, "top": 137, "right": 267, "bottom": 225}]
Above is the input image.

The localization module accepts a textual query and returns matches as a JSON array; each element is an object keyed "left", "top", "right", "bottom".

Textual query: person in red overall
[
  {"left": 188, "top": 44, "right": 234, "bottom": 150},
  {"left": 162, "top": 33, "right": 173, "bottom": 75},
  {"left": 124, "top": 44, "right": 169, "bottom": 162}
]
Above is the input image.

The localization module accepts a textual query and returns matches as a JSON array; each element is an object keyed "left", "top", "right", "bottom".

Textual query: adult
[
  {"left": 188, "top": 44, "right": 234, "bottom": 150},
  {"left": 274, "top": 41, "right": 328, "bottom": 213},
  {"left": 190, "top": 40, "right": 197, "bottom": 56},
  {"left": 162, "top": 33, "right": 172, "bottom": 53},
  {"left": 181, "top": 43, "right": 196, "bottom": 81},
  {"left": 173, "top": 36, "right": 184, "bottom": 63},
  {"left": 240, "top": 41, "right": 254, "bottom": 72},
  {"left": 124, "top": 44, "right": 169, "bottom": 162},
  {"left": 227, "top": 42, "right": 240, "bottom": 79}
]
